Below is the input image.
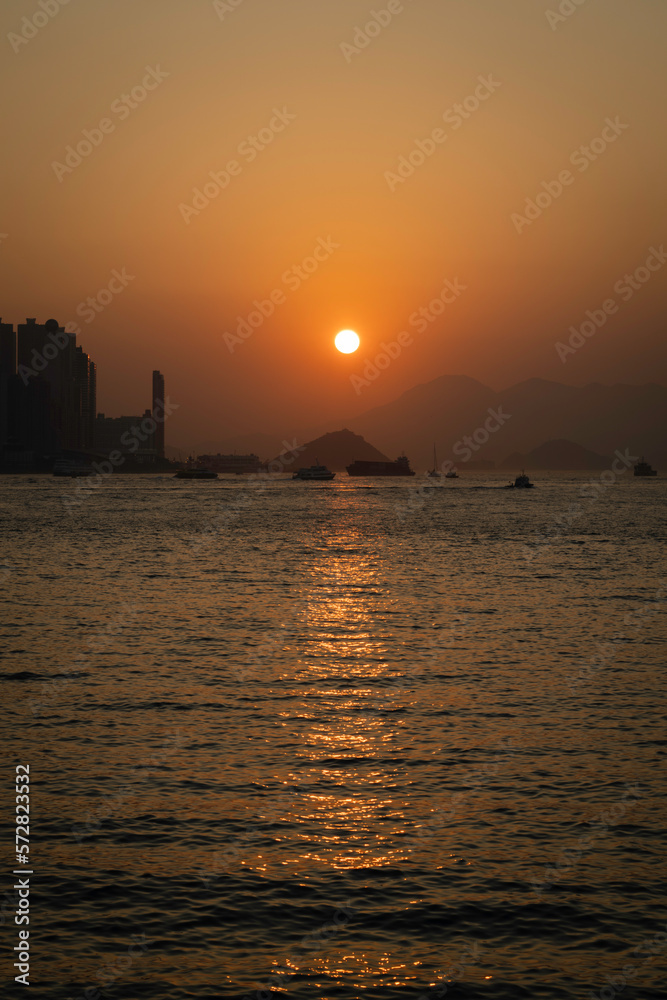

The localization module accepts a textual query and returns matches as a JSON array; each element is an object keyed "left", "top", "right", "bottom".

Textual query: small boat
[
  {"left": 174, "top": 468, "right": 218, "bottom": 480},
  {"left": 292, "top": 463, "right": 335, "bottom": 481},
  {"left": 506, "top": 471, "right": 534, "bottom": 489},
  {"left": 445, "top": 470, "right": 459, "bottom": 479},
  {"left": 634, "top": 457, "right": 657, "bottom": 477},
  {"left": 428, "top": 444, "right": 441, "bottom": 478}
]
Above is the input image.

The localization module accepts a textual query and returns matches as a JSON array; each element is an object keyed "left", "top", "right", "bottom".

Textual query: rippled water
[{"left": 1, "top": 472, "right": 666, "bottom": 999}]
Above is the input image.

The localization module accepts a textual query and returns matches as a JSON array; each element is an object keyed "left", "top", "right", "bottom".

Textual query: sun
[{"left": 335, "top": 329, "right": 360, "bottom": 354}]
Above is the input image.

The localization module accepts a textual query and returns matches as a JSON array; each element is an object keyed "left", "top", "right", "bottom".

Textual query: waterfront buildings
[{"left": 0, "top": 318, "right": 166, "bottom": 470}]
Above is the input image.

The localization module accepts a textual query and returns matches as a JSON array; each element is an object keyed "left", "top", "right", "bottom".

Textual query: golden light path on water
[
  {"left": 6, "top": 474, "right": 665, "bottom": 998},
  {"left": 265, "top": 511, "right": 481, "bottom": 989}
]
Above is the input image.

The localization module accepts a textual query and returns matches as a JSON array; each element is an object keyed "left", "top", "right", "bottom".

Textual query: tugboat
[
  {"left": 634, "top": 457, "right": 657, "bottom": 477},
  {"left": 292, "top": 463, "right": 335, "bottom": 481},
  {"left": 506, "top": 471, "right": 534, "bottom": 489}
]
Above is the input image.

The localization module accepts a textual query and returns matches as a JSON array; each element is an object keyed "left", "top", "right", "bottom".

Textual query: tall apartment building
[{"left": 15, "top": 318, "right": 97, "bottom": 453}]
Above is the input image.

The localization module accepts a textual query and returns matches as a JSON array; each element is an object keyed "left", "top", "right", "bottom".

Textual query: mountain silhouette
[
  {"left": 348, "top": 376, "right": 666, "bottom": 470},
  {"left": 500, "top": 439, "right": 611, "bottom": 470},
  {"left": 272, "top": 428, "right": 390, "bottom": 471}
]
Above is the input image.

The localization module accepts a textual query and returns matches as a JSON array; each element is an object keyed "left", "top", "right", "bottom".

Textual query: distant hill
[
  {"left": 348, "top": 375, "right": 667, "bottom": 472},
  {"left": 500, "top": 439, "right": 610, "bottom": 470},
  {"left": 272, "top": 428, "right": 389, "bottom": 471}
]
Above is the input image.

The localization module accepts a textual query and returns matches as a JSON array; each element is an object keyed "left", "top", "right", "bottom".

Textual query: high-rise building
[
  {"left": 152, "top": 370, "right": 166, "bottom": 459},
  {"left": 2, "top": 316, "right": 165, "bottom": 470},
  {"left": 88, "top": 361, "right": 97, "bottom": 451},
  {"left": 0, "top": 319, "right": 16, "bottom": 377},
  {"left": 15, "top": 318, "right": 96, "bottom": 453},
  {"left": 0, "top": 319, "right": 17, "bottom": 453},
  {"left": 73, "top": 346, "right": 97, "bottom": 450},
  {"left": 0, "top": 320, "right": 53, "bottom": 464}
]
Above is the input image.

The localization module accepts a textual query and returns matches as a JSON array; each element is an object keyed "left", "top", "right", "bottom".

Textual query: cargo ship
[{"left": 346, "top": 455, "right": 415, "bottom": 477}]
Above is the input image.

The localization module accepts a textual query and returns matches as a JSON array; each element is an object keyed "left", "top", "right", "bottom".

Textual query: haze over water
[{"left": 3, "top": 473, "right": 666, "bottom": 999}]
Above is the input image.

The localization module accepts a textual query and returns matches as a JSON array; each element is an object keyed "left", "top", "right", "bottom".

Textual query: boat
[
  {"left": 445, "top": 470, "right": 459, "bottom": 479},
  {"left": 428, "top": 445, "right": 441, "bottom": 478},
  {"left": 634, "top": 457, "right": 657, "bottom": 477},
  {"left": 174, "top": 468, "right": 218, "bottom": 480},
  {"left": 346, "top": 455, "right": 416, "bottom": 477},
  {"left": 292, "top": 463, "right": 335, "bottom": 481},
  {"left": 506, "top": 471, "right": 534, "bottom": 489}
]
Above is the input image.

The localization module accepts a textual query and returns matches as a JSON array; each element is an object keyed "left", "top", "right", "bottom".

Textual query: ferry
[
  {"left": 347, "top": 455, "right": 415, "bottom": 477},
  {"left": 292, "top": 463, "right": 335, "bottom": 481},
  {"left": 634, "top": 457, "right": 657, "bottom": 477}
]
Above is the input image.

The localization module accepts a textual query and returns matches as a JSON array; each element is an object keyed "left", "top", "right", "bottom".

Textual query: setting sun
[{"left": 335, "top": 329, "right": 360, "bottom": 354}]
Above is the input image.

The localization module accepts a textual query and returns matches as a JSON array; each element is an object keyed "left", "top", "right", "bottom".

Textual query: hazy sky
[{"left": 2, "top": 0, "right": 666, "bottom": 446}]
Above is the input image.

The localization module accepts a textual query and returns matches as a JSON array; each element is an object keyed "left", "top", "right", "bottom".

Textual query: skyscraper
[
  {"left": 152, "top": 370, "right": 165, "bottom": 459},
  {"left": 0, "top": 319, "right": 16, "bottom": 377},
  {"left": 73, "top": 345, "right": 97, "bottom": 450},
  {"left": 15, "top": 319, "right": 96, "bottom": 453},
  {"left": 0, "top": 319, "right": 17, "bottom": 453}
]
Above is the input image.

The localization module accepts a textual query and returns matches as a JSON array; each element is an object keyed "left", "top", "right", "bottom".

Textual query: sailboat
[{"left": 428, "top": 444, "right": 441, "bottom": 478}]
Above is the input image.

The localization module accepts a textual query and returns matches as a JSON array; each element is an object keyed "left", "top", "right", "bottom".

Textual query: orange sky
[{"left": 1, "top": 0, "right": 666, "bottom": 447}]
